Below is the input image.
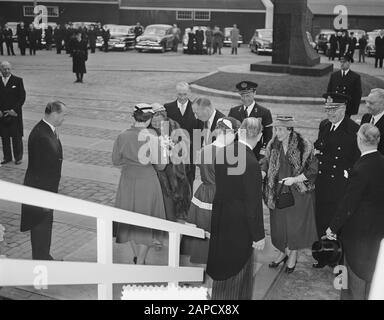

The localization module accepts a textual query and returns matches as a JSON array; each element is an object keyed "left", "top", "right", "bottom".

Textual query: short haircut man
[{"left": 358, "top": 123, "right": 380, "bottom": 148}]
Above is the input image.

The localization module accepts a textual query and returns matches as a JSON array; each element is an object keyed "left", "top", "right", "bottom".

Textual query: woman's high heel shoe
[
  {"left": 285, "top": 261, "right": 297, "bottom": 274},
  {"left": 268, "top": 255, "right": 288, "bottom": 268}
]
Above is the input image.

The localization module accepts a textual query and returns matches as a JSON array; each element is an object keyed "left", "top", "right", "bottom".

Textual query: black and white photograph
[{"left": 1, "top": 0, "right": 384, "bottom": 305}]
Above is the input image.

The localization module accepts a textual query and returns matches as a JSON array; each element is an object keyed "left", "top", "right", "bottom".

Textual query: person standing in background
[
  {"left": 358, "top": 34, "right": 367, "bottom": 63},
  {"left": 230, "top": 24, "right": 240, "bottom": 55},
  {"left": 375, "top": 30, "right": 384, "bottom": 69},
  {"left": 3, "top": 24, "right": 15, "bottom": 56},
  {"left": 17, "top": 22, "right": 28, "bottom": 56}
]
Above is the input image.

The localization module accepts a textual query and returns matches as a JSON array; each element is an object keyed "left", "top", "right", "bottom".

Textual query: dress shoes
[
  {"left": 1, "top": 159, "right": 12, "bottom": 165},
  {"left": 15, "top": 160, "right": 22, "bottom": 165},
  {"left": 268, "top": 255, "right": 288, "bottom": 268}
]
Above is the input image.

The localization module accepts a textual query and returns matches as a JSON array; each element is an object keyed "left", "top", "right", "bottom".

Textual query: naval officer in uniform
[
  {"left": 314, "top": 92, "right": 360, "bottom": 268},
  {"left": 228, "top": 81, "right": 273, "bottom": 159}
]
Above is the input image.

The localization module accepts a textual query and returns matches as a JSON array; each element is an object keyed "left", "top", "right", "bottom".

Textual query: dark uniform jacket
[
  {"left": 20, "top": 120, "right": 63, "bottom": 232},
  {"left": 0, "top": 75, "right": 26, "bottom": 137},
  {"left": 315, "top": 117, "right": 360, "bottom": 204},
  {"left": 3, "top": 28, "right": 13, "bottom": 43},
  {"left": 327, "top": 70, "right": 362, "bottom": 116},
  {"left": 330, "top": 151, "right": 384, "bottom": 282},
  {"left": 17, "top": 27, "right": 28, "bottom": 48},
  {"left": 375, "top": 36, "right": 384, "bottom": 57},
  {"left": 361, "top": 113, "right": 384, "bottom": 155},
  {"left": 228, "top": 101, "right": 273, "bottom": 159},
  {"left": 71, "top": 39, "right": 88, "bottom": 74},
  {"left": 207, "top": 142, "right": 264, "bottom": 280}
]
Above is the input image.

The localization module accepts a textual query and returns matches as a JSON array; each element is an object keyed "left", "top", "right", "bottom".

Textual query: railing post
[
  {"left": 168, "top": 232, "right": 181, "bottom": 288},
  {"left": 97, "top": 217, "right": 113, "bottom": 300}
]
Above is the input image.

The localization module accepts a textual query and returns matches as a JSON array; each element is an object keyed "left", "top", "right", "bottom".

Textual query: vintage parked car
[
  {"left": 366, "top": 30, "right": 381, "bottom": 57},
  {"left": 223, "top": 27, "right": 243, "bottom": 47},
  {"left": 135, "top": 24, "right": 175, "bottom": 52},
  {"left": 182, "top": 26, "right": 208, "bottom": 54},
  {"left": 314, "top": 29, "right": 336, "bottom": 54},
  {"left": 249, "top": 28, "right": 273, "bottom": 54},
  {"left": 71, "top": 22, "right": 97, "bottom": 30},
  {"left": 96, "top": 24, "right": 136, "bottom": 51}
]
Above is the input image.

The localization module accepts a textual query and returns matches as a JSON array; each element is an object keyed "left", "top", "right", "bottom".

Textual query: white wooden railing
[{"left": 0, "top": 180, "right": 205, "bottom": 300}]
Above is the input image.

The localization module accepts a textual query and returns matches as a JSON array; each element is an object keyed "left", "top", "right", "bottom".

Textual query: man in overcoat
[
  {"left": 164, "top": 82, "right": 203, "bottom": 188},
  {"left": 20, "top": 101, "right": 67, "bottom": 260},
  {"left": 326, "top": 55, "right": 362, "bottom": 117},
  {"left": 228, "top": 81, "right": 273, "bottom": 160},
  {"left": 314, "top": 92, "right": 360, "bottom": 268},
  {"left": 0, "top": 61, "right": 26, "bottom": 164},
  {"left": 326, "top": 124, "right": 384, "bottom": 300}
]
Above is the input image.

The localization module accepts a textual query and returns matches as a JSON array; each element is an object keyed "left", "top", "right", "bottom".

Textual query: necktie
[
  {"left": 330, "top": 124, "right": 335, "bottom": 132},
  {"left": 371, "top": 116, "right": 375, "bottom": 125},
  {"left": 54, "top": 130, "right": 59, "bottom": 140},
  {"left": 204, "top": 121, "right": 209, "bottom": 129},
  {"left": 179, "top": 104, "right": 186, "bottom": 116}
]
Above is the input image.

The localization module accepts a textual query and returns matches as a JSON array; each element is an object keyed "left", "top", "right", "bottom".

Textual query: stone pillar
[{"left": 272, "top": 0, "right": 320, "bottom": 66}]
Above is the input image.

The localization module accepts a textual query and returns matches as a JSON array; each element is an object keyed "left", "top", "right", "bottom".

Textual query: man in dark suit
[
  {"left": 314, "top": 92, "right": 360, "bottom": 268},
  {"left": 3, "top": 24, "right": 15, "bottom": 56},
  {"left": 0, "top": 61, "right": 26, "bottom": 165},
  {"left": 53, "top": 25, "right": 63, "bottom": 54},
  {"left": 326, "top": 124, "right": 384, "bottom": 300},
  {"left": 20, "top": 101, "right": 67, "bottom": 260},
  {"left": 327, "top": 55, "right": 362, "bottom": 117},
  {"left": 164, "top": 82, "right": 203, "bottom": 187},
  {"left": 195, "top": 27, "right": 204, "bottom": 55},
  {"left": 191, "top": 97, "right": 225, "bottom": 146},
  {"left": 207, "top": 117, "right": 265, "bottom": 300},
  {"left": 17, "top": 22, "right": 28, "bottom": 56},
  {"left": 375, "top": 30, "right": 384, "bottom": 69},
  {"left": 228, "top": 81, "right": 273, "bottom": 160},
  {"left": 361, "top": 88, "right": 384, "bottom": 155}
]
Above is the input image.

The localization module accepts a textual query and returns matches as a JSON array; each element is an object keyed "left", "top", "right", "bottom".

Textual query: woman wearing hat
[
  {"left": 150, "top": 103, "right": 191, "bottom": 222},
  {"left": 112, "top": 103, "right": 166, "bottom": 265},
  {"left": 261, "top": 116, "right": 318, "bottom": 273},
  {"left": 185, "top": 116, "right": 240, "bottom": 287}
]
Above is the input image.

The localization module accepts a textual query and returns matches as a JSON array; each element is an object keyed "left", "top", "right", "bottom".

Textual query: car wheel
[{"left": 136, "top": 49, "right": 142, "bottom": 53}]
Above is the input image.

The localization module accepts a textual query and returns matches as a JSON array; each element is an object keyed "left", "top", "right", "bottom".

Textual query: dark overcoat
[
  {"left": 327, "top": 69, "right": 362, "bottom": 116},
  {"left": 314, "top": 117, "right": 360, "bottom": 236},
  {"left": 20, "top": 120, "right": 63, "bottom": 232},
  {"left": 71, "top": 39, "right": 88, "bottom": 73},
  {"left": 330, "top": 151, "right": 384, "bottom": 282},
  {"left": 206, "top": 142, "right": 265, "bottom": 280},
  {"left": 0, "top": 75, "right": 26, "bottom": 137}
]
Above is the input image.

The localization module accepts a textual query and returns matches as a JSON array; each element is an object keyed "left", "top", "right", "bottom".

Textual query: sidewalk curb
[{"left": 190, "top": 71, "right": 368, "bottom": 105}]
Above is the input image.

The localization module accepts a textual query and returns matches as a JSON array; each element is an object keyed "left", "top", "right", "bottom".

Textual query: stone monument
[{"left": 251, "top": 0, "right": 333, "bottom": 76}]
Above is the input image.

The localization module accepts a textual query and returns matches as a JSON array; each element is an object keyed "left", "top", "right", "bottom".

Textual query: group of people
[
  {"left": 185, "top": 24, "right": 240, "bottom": 55},
  {"left": 327, "top": 29, "right": 384, "bottom": 68},
  {"left": 0, "top": 23, "right": 42, "bottom": 56},
  {"left": 2, "top": 49, "right": 384, "bottom": 300}
]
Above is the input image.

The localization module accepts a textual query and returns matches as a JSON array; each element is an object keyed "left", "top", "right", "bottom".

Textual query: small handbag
[{"left": 276, "top": 180, "right": 295, "bottom": 209}]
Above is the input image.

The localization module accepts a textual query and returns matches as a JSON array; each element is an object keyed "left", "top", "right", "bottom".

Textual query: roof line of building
[
  {"left": 0, "top": 0, "right": 119, "bottom": 3},
  {"left": 119, "top": 6, "right": 266, "bottom": 13}
]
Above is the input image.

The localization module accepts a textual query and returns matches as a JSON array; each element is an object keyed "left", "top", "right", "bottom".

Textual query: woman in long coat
[
  {"left": 230, "top": 24, "right": 240, "bottom": 55},
  {"left": 112, "top": 104, "right": 166, "bottom": 265},
  {"left": 185, "top": 117, "right": 240, "bottom": 262},
  {"left": 261, "top": 116, "right": 318, "bottom": 273},
  {"left": 150, "top": 103, "right": 191, "bottom": 222},
  {"left": 71, "top": 31, "right": 88, "bottom": 83}
]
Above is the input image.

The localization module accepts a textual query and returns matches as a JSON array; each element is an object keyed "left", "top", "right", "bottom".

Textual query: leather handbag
[{"left": 276, "top": 180, "right": 295, "bottom": 209}]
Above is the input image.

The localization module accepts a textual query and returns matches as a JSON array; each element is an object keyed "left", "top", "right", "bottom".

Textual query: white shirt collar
[
  {"left": 244, "top": 101, "right": 255, "bottom": 116},
  {"left": 238, "top": 139, "right": 253, "bottom": 150},
  {"left": 207, "top": 109, "right": 216, "bottom": 130},
  {"left": 331, "top": 118, "right": 343, "bottom": 131},
  {"left": 177, "top": 100, "right": 188, "bottom": 109},
  {"left": 372, "top": 110, "right": 384, "bottom": 125},
  {"left": 361, "top": 149, "right": 377, "bottom": 157},
  {"left": 43, "top": 118, "right": 56, "bottom": 133},
  {"left": 2, "top": 75, "right": 11, "bottom": 86},
  {"left": 342, "top": 69, "right": 350, "bottom": 76}
]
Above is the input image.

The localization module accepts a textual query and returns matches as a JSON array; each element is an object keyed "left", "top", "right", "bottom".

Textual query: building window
[
  {"left": 176, "top": 11, "right": 193, "bottom": 21},
  {"left": 194, "top": 11, "right": 211, "bottom": 21},
  {"left": 23, "top": 6, "right": 59, "bottom": 18}
]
